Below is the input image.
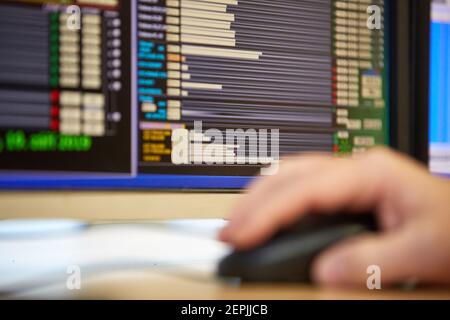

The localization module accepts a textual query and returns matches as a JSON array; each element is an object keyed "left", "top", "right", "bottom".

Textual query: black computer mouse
[{"left": 218, "top": 213, "right": 377, "bottom": 283}]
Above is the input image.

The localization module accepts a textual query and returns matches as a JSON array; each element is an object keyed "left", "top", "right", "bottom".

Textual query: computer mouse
[{"left": 218, "top": 213, "right": 377, "bottom": 283}]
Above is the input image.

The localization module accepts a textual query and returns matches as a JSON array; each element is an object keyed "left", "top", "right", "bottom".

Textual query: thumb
[{"left": 311, "top": 228, "right": 420, "bottom": 288}]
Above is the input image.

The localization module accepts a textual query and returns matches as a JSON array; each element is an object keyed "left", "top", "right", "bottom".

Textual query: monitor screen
[
  {"left": 0, "top": 0, "right": 389, "bottom": 189},
  {"left": 430, "top": 0, "right": 450, "bottom": 175}
]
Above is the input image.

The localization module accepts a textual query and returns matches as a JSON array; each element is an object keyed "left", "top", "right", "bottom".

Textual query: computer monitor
[
  {"left": 430, "top": 0, "right": 450, "bottom": 175},
  {"left": 0, "top": 0, "right": 429, "bottom": 193}
]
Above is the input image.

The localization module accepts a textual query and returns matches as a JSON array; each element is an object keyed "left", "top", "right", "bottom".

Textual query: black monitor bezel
[{"left": 389, "top": 0, "right": 430, "bottom": 164}]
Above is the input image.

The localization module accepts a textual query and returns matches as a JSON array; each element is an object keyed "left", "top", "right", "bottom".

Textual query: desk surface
[
  {"left": 0, "top": 192, "right": 239, "bottom": 220},
  {"left": 2, "top": 216, "right": 450, "bottom": 300},
  {"left": 66, "top": 271, "right": 450, "bottom": 300}
]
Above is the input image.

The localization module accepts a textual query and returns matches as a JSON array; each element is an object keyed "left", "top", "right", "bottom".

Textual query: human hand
[{"left": 219, "top": 148, "right": 450, "bottom": 287}]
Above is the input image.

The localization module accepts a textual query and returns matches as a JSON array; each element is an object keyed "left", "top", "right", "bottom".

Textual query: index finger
[{"left": 220, "top": 155, "right": 387, "bottom": 249}]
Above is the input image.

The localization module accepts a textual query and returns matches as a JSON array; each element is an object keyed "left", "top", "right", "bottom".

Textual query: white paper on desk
[{"left": 0, "top": 220, "right": 231, "bottom": 293}]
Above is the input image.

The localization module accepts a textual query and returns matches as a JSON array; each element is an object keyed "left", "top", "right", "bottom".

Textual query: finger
[
  {"left": 219, "top": 155, "right": 334, "bottom": 241},
  {"left": 311, "top": 226, "right": 422, "bottom": 287},
  {"left": 238, "top": 154, "right": 335, "bottom": 212},
  {"left": 221, "top": 155, "right": 333, "bottom": 236},
  {"left": 223, "top": 157, "right": 384, "bottom": 249}
]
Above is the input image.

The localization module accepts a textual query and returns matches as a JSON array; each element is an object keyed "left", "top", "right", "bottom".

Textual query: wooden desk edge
[
  {"left": 0, "top": 191, "right": 241, "bottom": 220},
  {"left": 73, "top": 271, "right": 450, "bottom": 300}
]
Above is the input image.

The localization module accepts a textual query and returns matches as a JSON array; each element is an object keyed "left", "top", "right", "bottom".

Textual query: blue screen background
[{"left": 430, "top": 20, "right": 450, "bottom": 144}]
